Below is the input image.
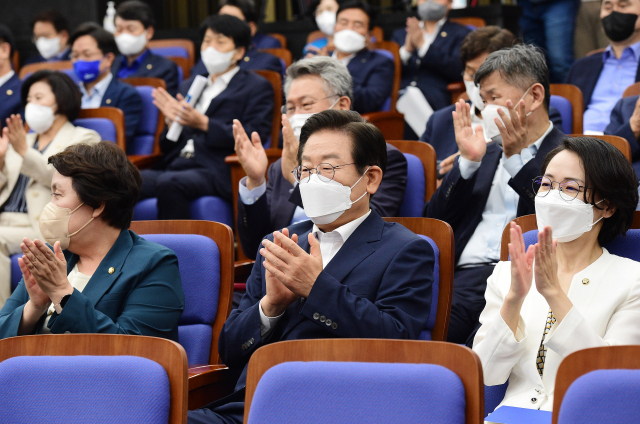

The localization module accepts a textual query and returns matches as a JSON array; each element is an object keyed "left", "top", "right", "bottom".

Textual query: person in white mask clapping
[
  {"left": 232, "top": 56, "right": 407, "bottom": 261},
  {"left": 0, "top": 70, "right": 99, "bottom": 306},
  {"left": 474, "top": 136, "right": 640, "bottom": 413},
  {"left": 424, "top": 44, "right": 565, "bottom": 345},
  {"left": 111, "top": 1, "right": 179, "bottom": 95}
]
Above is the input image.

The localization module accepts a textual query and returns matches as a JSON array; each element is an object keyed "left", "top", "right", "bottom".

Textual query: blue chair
[
  {"left": 121, "top": 80, "right": 163, "bottom": 155},
  {"left": 75, "top": 107, "right": 126, "bottom": 151},
  {"left": 133, "top": 197, "right": 233, "bottom": 228},
  {"left": 550, "top": 83, "right": 584, "bottom": 134},
  {"left": 371, "top": 41, "right": 401, "bottom": 114},
  {"left": 374, "top": 49, "right": 395, "bottom": 112},
  {"left": 387, "top": 140, "right": 437, "bottom": 217},
  {"left": 129, "top": 220, "right": 234, "bottom": 366},
  {"left": 244, "top": 339, "right": 484, "bottom": 424},
  {"left": 74, "top": 118, "right": 117, "bottom": 143},
  {"left": 150, "top": 46, "right": 189, "bottom": 59},
  {"left": 9, "top": 254, "right": 21, "bottom": 292},
  {"left": 383, "top": 217, "right": 454, "bottom": 342},
  {"left": 0, "top": 334, "right": 187, "bottom": 423},
  {"left": 550, "top": 94, "right": 572, "bottom": 135},
  {"left": 555, "top": 346, "right": 640, "bottom": 423}
]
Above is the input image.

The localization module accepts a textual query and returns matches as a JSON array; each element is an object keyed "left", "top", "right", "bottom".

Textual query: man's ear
[
  {"left": 0, "top": 42, "right": 10, "bottom": 61},
  {"left": 102, "top": 52, "right": 116, "bottom": 69},
  {"left": 59, "top": 30, "right": 70, "bottom": 46},
  {"left": 365, "top": 165, "right": 383, "bottom": 195},
  {"left": 146, "top": 26, "right": 155, "bottom": 41},
  {"left": 234, "top": 46, "right": 246, "bottom": 63},
  {"left": 337, "top": 96, "right": 351, "bottom": 110},
  {"left": 249, "top": 21, "right": 257, "bottom": 37},
  {"left": 530, "top": 83, "right": 545, "bottom": 113}
]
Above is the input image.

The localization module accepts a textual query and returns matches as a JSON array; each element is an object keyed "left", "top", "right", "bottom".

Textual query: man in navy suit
[
  {"left": 140, "top": 15, "right": 273, "bottom": 220},
  {"left": 26, "top": 10, "right": 72, "bottom": 65},
  {"left": 110, "top": 1, "right": 180, "bottom": 96},
  {"left": 187, "top": 109, "right": 434, "bottom": 424},
  {"left": 233, "top": 56, "right": 407, "bottom": 259},
  {"left": 69, "top": 23, "right": 143, "bottom": 147},
  {"left": 0, "top": 26, "right": 22, "bottom": 131},
  {"left": 605, "top": 95, "right": 640, "bottom": 175},
  {"left": 425, "top": 45, "right": 564, "bottom": 345},
  {"left": 566, "top": 0, "right": 640, "bottom": 133},
  {"left": 391, "top": 0, "right": 471, "bottom": 138}
]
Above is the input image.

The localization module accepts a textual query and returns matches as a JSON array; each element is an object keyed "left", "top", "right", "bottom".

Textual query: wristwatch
[{"left": 53, "top": 294, "right": 72, "bottom": 314}]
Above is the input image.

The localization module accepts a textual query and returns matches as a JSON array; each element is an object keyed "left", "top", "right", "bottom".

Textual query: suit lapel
[
  {"left": 585, "top": 57, "right": 604, "bottom": 106},
  {"left": 100, "top": 78, "right": 118, "bottom": 108},
  {"left": 272, "top": 172, "right": 297, "bottom": 230},
  {"left": 204, "top": 70, "right": 244, "bottom": 117}
]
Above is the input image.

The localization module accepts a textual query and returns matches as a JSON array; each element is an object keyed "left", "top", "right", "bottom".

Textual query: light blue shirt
[
  {"left": 457, "top": 122, "right": 553, "bottom": 267},
  {"left": 584, "top": 41, "right": 640, "bottom": 132},
  {"left": 79, "top": 73, "right": 113, "bottom": 109},
  {"left": 238, "top": 177, "right": 308, "bottom": 225}
]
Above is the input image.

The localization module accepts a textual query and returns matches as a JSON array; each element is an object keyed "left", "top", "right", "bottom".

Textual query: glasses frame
[
  {"left": 281, "top": 95, "right": 340, "bottom": 115},
  {"left": 532, "top": 176, "right": 590, "bottom": 201},
  {"left": 292, "top": 162, "right": 357, "bottom": 183}
]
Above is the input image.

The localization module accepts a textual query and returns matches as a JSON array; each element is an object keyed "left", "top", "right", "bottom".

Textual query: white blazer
[
  {"left": 473, "top": 248, "right": 640, "bottom": 412},
  {"left": 0, "top": 122, "right": 100, "bottom": 233}
]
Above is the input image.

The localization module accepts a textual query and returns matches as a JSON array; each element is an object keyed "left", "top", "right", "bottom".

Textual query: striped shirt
[{"left": 0, "top": 140, "right": 46, "bottom": 214}]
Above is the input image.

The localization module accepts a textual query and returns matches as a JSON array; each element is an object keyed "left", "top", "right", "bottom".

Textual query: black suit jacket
[
  {"left": 566, "top": 50, "right": 640, "bottom": 108},
  {"left": 111, "top": 50, "right": 180, "bottom": 96},
  {"left": 0, "top": 73, "right": 22, "bottom": 130},
  {"left": 424, "top": 127, "right": 565, "bottom": 263},
  {"left": 391, "top": 20, "right": 471, "bottom": 111},
  {"left": 604, "top": 94, "right": 640, "bottom": 175},
  {"left": 237, "top": 144, "right": 408, "bottom": 258},
  {"left": 158, "top": 69, "right": 274, "bottom": 201},
  {"left": 99, "top": 77, "right": 143, "bottom": 147},
  {"left": 346, "top": 49, "right": 395, "bottom": 113}
]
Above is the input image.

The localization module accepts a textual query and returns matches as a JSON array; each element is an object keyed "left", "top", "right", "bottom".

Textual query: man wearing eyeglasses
[
  {"left": 424, "top": 44, "right": 565, "bottom": 345},
  {"left": 188, "top": 108, "right": 434, "bottom": 424},
  {"left": 232, "top": 56, "right": 407, "bottom": 261}
]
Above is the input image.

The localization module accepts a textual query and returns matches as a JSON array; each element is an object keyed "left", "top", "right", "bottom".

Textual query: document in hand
[{"left": 396, "top": 85, "right": 434, "bottom": 137}]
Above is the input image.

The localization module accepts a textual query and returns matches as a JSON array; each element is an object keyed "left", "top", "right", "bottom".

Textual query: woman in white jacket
[
  {"left": 473, "top": 136, "right": 640, "bottom": 413},
  {"left": 0, "top": 70, "right": 99, "bottom": 305}
]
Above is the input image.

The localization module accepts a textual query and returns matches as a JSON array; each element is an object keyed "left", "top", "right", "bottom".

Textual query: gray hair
[
  {"left": 284, "top": 56, "right": 354, "bottom": 105},
  {"left": 474, "top": 44, "right": 550, "bottom": 110}
]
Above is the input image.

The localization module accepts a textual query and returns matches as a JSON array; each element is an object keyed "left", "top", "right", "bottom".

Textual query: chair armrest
[
  {"left": 235, "top": 260, "right": 255, "bottom": 283},
  {"left": 188, "top": 365, "right": 242, "bottom": 410},
  {"left": 129, "top": 153, "right": 164, "bottom": 169}
]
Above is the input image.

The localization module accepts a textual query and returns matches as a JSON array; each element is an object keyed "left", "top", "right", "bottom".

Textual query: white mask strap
[
  {"left": 350, "top": 166, "right": 371, "bottom": 189},
  {"left": 519, "top": 86, "right": 533, "bottom": 117}
]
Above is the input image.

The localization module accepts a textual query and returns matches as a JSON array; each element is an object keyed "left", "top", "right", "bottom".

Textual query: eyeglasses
[
  {"left": 281, "top": 95, "right": 340, "bottom": 115},
  {"left": 532, "top": 176, "right": 590, "bottom": 201},
  {"left": 292, "top": 163, "right": 356, "bottom": 183}
]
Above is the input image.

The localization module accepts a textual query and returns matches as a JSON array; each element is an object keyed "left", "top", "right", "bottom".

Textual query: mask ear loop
[
  {"left": 67, "top": 203, "right": 94, "bottom": 238},
  {"left": 348, "top": 166, "right": 372, "bottom": 205}
]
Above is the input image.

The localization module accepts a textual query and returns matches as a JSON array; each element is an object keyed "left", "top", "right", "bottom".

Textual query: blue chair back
[
  {"left": 550, "top": 94, "right": 572, "bottom": 134},
  {"left": 558, "top": 369, "right": 640, "bottom": 423},
  {"left": 176, "top": 64, "right": 184, "bottom": 84},
  {"left": 131, "top": 85, "right": 160, "bottom": 155},
  {"left": 248, "top": 361, "right": 466, "bottom": 424},
  {"left": 143, "top": 234, "right": 221, "bottom": 366},
  {"left": 9, "top": 254, "right": 21, "bottom": 292},
  {"left": 374, "top": 48, "right": 394, "bottom": 112},
  {"left": 400, "top": 153, "right": 426, "bottom": 217},
  {"left": 418, "top": 234, "right": 439, "bottom": 340},
  {"left": 0, "top": 355, "right": 170, "bottom": 423},
  {"left": 74, "top": 118, "right": 117, "bottom": 144},
  {"left": 150, "top": 46, "right": 189, "bottom": 59},
  {"left": 133, "top": 197, "right": 233, "bottom": 228}
]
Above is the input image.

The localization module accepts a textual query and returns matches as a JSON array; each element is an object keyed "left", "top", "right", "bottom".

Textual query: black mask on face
[{"left": 602, "top": 11, "right": 638, "bottom": 42}]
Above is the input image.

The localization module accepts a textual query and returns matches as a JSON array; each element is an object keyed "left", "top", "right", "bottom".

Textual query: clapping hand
[
  {"left": 233, "top": 119, "right": 267, "bottom": 190},
  {"left": 260, "top": 228, "right": 301, "bottom": 317},
  {"left": 507, "top": 222, "right": 535, "bottom": 301},
  {"left": 452, "top": 100, "right": 487, "bottom": 162},
  {"left": 5, "top": 114, "right": 27, "bottom": 157},
  {"left": 281, "top": 114, "right": 299, "bottom": 185},
  {"left": 20, "top": 239, "right": 73, "bottom": 305},
  {"left": 496, "top": 99, "right": 529, "bottom": 159}
]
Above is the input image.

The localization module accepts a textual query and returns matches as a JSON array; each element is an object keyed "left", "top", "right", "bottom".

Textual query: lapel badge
[
  {"left": 582, "top": 278, "right": 589, "bottom": 285},
  {"left": 244, "top": 57, "right": 250, "bottom": 62},
  {"left": 147, "top": 64, "right": 153, "bottom": 69},
  {"left": 108, "top": 267, "right": 115, "bottom": 274},
  {"left": 441, "top": 31, "right": 447, "bottom": 37},
  {"left": 106, "top": 98, "right": 112, "bottom": 104},
  {"left": 6, "top": 89, "right": 12, "bottom": 95}
]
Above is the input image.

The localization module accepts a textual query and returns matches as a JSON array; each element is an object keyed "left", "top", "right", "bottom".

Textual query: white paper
[
  {"left": 396, "top": 86, "right": 434, "bottom": 137},
  {"left": 583, "top": 130, "right": 605, "bottom": 136},
  {"left": 167, "top": 75, "right": 209, "bottom": 141}
]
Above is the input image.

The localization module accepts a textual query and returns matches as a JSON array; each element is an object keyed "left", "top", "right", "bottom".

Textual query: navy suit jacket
[
  {"left": 192, "top": 47, "right": 283, "bottom": 77},
  {"left": 158, "top": 68, "right": 273, "bottom": 201},
  {"left": 0, "top": 73, "right": 22, "bottom": 130},
  {"left": 391, "top": 20, "right": 471, "bottom": 111},
  {"left": 346, "top": 49, "right": 395, "bottom": 113},
  {"left": 420, "top": 102, "right": 565, "bottom": 163},
  {"left": 218, "top": 211, "right": 434, "bottom": 402},
  {"left": 253, "top": 32, "right": 282, "bottom": 49},
  {"left": 25, "top": 49, "right": 72, "bottom": 65},
  {"left": 424, "top": 127, "right": 565, "bottom": 263},
  {"left": 111, "top": 50, "right": 180, "bottom": 96},
  {"left": 237, "top": 144, "right": 408, "bottom": 258},
  {"left": 566, "top": 50, "right": 640, "bottom": 108},
  {"left": 0, "top": 230, "right": 185, "bottom": 341},
  {"left": 604, "top": 94, "right": 640, "bottom": 175},
  {"left": 99, "top": 77, "right": 143, "bottom": 147}
]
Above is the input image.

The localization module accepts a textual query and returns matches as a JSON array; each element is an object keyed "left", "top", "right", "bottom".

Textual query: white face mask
[
  {"left": 535, "top": 190, "right": 606, "bottom": 243},
  {"left": 115, "top": 30, "right": 148, "bottom": 56},
  {"left": 299, "top": 167, "right": 371, "bottom": 225},
  {"left": 39, "top": 202, "right": 94, "bottom": 250},
  {"left": 315, "top": 11, "right": 336, "bottom": 36},
  {"left": 35, "top": 36, "right": 62, "bottom": 60},
  {"left": 464, "top": 80, "right": 484, "bottom": 111},
  {"left": 480, "top": 86, "right": 533, "bottom": 147},
  {"left": 201, "top": 47, "right": 236, "bottom": 76},
  {"left": 333, "top": 29, "right": 366, "bottom": 54},
  {"left": 289, "top": 97, "right": 340, "bottom": 140},
  {"left": 25, "top": 103, "right": 56, "bottom": 134}
]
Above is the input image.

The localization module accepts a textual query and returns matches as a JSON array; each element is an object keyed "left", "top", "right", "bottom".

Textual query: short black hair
[
  {"left": 31, "top": 9, "right": 70, "bottom": 34},
  {"left": 459, "top": 26, "right": 518, "bottom": 67},
  {"left": 199, "top": 14, "right": 251, "bottom": 52},
  {"left": 48, "top": 141, "right": 143, "bottom": 230},
  {"left": 299, "top": 109, "right": 387, "bottom": 175},
  {"left": 541, "top": 136, "right": 639, "bottom": 245},
  {"left": 0, "top": 24, "right": 15, "bottom": 57},
  {"left": 116, "top": 0, "right": 156, "bottom": 28},
  {"left": 21, "top": 70, "right": 82, "bottom": 121},
  {"left": 337, "top": 1, "right": 375, "bottom": 31},
  {"left": 69, "top": 22, "right": 119, "bottom": 56},
  {"left": 218, "top": 0, "right": 258, "bottom": 24}
]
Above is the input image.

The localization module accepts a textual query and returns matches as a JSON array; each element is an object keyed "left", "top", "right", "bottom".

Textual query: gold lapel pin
[
  {"left": 582, "top": 278, "right": 590, "bottom": 285},
  {"left": 108, "top": 267, "right": 115, "bottom": 274},
  {"left": 441, "top": 31, "right": 448, "bottom": 37},
  {"left": 147, "top": 64, "right": 153, "bottom": 69},
  {"left": 6, "top": 89, "right": 12, "bottom": 95},
  {"left": 106, "top": 99, "right": 112, "bottom": 105}
]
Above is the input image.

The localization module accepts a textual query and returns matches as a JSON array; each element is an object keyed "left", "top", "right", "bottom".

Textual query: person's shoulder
[
  {"left": 568, "top": 52, "right": 603, "bottom": 76},
  {"left": 442, "top": 20, "right": 472, "bottom": 37},
  {"left": 391, "top": 27, "right": 407, "bottom": 39},
  {"left": 237, "top": 68, "right": 273, "bottom": 89},
  {"left": 431, "top": 103, "right": 456, "bottom": 121},
  {"left": 69, "top": 123, "right": 101, "bottom": 144},
  {"left": 128, "top": 230, "right": 179, "bottom": 262},
  {"left": 366, "top": 48, "right": 394, "bottom": 66},
  {"left": 381, "top": 221, "right": 434, "bottom": 249}
]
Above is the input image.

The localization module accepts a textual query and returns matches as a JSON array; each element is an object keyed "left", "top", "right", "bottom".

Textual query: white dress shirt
[
  {"left": 474, "top": 249, "right": 640, "bottom": 412},
  {"left": 41, "top": 264, "right": 92, "bottom": 334},
  {"left": 457, "top": 122, "right": 553, "bottom": 267},
  {"left": 195, "top": 66, "right": 240, "bottom": 114},
  {"left": 331, "top": 50, "right": 356, "bottom": 67},
  {"left": 399, "top": 18, "right": 447, "bottom": 64},
  {"left": 258, "top": 209, "right": 372, "bottom": 335},
  {"left": 0, "top": 70, "right": 15, "bottom": 88},
  {"left": 238, "top": 177, "right": 309, "bottom": 225},
  {"left": 80, "top": 73, "right": 113, "bottom": 109}
]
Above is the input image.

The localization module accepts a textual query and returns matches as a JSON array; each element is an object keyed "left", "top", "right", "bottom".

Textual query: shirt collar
[
  {"left": 54, "top": 46, "right": 70, "bottom": 60},
  {"left": 331, "top": 50, "right": 356, "bottom": 64},
  {"left": 80, "top": 72, "right": 113, "bottom": 98},
  {"left": 312, "top": 209, "right": 372, "bottom": 244},
  {"left": 603, "top": 40, "right": 640, "bottom": 61},
  {"left": 208, "top": 65, "right": 240, "bottom": 85},
  {"left": 532, "top": 121, "right": 554, "bottom": 152},
  {"left": 419, "top": 17, "right": 447, "bottom": 32},
  {"left": 120, "top": 49, "right": 149, "bottom": 69},
  {"left": 0, "top": 70, "right": 15, "bottom": 88}
]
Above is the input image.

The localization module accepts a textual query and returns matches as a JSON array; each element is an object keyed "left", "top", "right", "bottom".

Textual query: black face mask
[{"left": 602, "top": 11, "right": 638, "bottom": 42}]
